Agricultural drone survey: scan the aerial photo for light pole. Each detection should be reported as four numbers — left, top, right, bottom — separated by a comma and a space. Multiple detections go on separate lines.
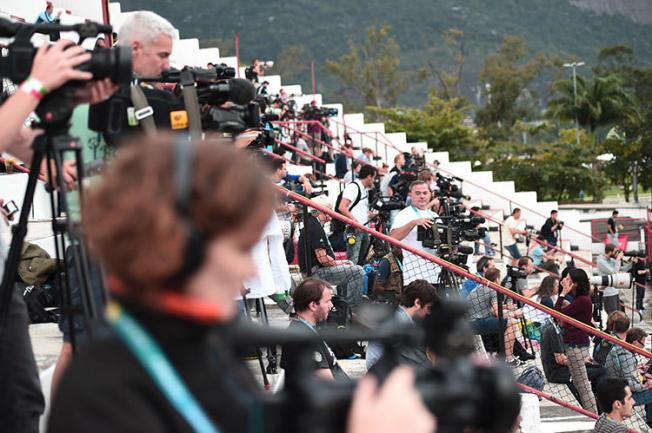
563, 62, 585, 146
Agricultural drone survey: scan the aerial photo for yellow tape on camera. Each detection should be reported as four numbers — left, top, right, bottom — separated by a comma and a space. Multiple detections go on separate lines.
170, 111, 188, 130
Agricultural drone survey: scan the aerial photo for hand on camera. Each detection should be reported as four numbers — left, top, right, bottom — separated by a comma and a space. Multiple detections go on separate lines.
31, 39, 92, 93
414, 218, 433, 229
348, 367, 436, 433
74, 78, 120, 105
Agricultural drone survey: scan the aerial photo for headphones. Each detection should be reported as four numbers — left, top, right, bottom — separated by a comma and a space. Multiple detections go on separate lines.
169, 137, 206, 285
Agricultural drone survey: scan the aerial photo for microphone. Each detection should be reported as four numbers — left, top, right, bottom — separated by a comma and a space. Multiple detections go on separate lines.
227, 78, 256, 105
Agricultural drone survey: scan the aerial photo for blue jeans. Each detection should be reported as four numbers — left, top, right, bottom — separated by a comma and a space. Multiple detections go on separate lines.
475, 232, 494, 255
346, 231, 371, 265
505, 243, 521, 259
633, 389, 652, 422
469, 317, 507, 335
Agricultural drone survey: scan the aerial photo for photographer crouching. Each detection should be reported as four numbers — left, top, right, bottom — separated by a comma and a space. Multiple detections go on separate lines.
47, 135, 435, 433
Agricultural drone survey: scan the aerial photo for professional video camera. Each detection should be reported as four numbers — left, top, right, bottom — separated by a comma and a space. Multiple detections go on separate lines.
506, 265, 528, 280
301, 103, 339, 120
0, 18, 131, 128
622, 250, 647, 258
92, 67, 260, 144
434, 173, 468, 201
590, 273, 631, 289
417, 215, 483, 252
227, 298, 520, 433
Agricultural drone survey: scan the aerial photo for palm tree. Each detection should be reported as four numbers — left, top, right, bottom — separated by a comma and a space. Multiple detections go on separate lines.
547, 74, 635, 133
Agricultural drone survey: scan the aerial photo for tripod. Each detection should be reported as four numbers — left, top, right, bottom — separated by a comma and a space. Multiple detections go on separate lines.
0, 99, 106, 352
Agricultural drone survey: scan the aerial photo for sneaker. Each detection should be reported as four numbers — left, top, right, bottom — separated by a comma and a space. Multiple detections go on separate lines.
517, 351, 536, 361
506, 358, 526, 367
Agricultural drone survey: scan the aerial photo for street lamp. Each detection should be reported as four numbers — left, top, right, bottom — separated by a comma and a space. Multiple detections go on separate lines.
563, 62, 585, 146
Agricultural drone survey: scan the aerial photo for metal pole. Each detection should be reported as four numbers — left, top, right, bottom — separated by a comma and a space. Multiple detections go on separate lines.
311, 60, 316, 96
572, 65, 580, 146
235, 32, 240, 78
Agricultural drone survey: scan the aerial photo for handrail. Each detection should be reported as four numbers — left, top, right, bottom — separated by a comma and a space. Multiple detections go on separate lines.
272, 138, 326, 165
280, 185, 652, 361
327, 118, 605, 244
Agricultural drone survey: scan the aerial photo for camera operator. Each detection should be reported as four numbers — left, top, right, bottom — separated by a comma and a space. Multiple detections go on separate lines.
0, 38, 118, 433
338, 164, 377, 265
270, 158, 313, 196
467, 267, 525, 367
47, 136, 435, 433
380, 153, 405, 197
460, 255, 495, 298
366, 280, 438, 370
298, 195, 365, 312
504, 256, 534, 293
540, 210, 563, 247
597, 243, 628, 314
528, 236, 560, 275
50, 8, 174, 400
632, 256, 649, 311
390, 181, 441, 285
471, 206, 495, 256
502, 208, 528, 266
281, 278, 347, 380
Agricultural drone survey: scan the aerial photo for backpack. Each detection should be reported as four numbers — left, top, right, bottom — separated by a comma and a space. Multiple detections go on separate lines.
593, 333, 616, 365
516, 365, 545, 392
17, 242, 60, 287
331, 182, 362, 234
322, 295, 365, 359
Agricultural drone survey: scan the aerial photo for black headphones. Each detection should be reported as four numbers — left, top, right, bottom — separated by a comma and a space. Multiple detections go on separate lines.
169, 137, 206, 285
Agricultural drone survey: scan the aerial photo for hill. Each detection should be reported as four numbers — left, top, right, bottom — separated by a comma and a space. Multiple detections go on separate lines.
116, 0, 652, 107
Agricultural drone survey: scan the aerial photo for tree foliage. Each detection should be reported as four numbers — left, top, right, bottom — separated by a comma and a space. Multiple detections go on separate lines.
325, 24, 424, 110
369, 95, 475, 159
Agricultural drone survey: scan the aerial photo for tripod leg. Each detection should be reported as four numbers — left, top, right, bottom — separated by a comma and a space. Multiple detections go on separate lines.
257, 299, 278, 375
241, 294, 269, 388
0, 136, 47, 318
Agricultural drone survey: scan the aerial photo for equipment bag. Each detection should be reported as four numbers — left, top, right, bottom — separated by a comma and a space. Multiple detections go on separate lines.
331, 182, 361, 234
516, 365, 545, 393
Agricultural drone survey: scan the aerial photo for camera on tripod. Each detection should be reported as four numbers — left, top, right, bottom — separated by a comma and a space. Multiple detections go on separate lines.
0, 18, 131, 127
301, 103, 339, 120
506, 265, 528, 280
434, 173, 468, 200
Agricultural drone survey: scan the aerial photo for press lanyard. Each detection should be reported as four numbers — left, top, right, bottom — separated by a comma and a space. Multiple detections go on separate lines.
410, 206, 435, 220
296, 316, 320, 336
106, 303, 219, 433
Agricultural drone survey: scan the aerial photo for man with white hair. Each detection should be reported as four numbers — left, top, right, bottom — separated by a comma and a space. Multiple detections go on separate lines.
116, 11, 175, 77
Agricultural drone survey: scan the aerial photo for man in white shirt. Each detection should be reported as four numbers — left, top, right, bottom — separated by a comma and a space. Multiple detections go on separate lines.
338, 164, 377, 265
390, 181, 441, 285
501, 208, 527, 266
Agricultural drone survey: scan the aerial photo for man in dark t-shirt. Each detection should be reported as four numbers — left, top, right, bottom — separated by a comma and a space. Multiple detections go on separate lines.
540, 210, 562, 246
540, 319, 605, 398
608, 210, 619, 245
280, 279, 348, 380
297, 203, 365, 311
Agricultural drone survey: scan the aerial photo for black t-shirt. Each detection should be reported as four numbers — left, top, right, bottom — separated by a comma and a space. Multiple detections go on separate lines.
634, 260, 648, 285
280, 319, 347, 380
608, 217, 616, 234
48, 304, 262, 433
298, 215, 335, 273
540, 218, 556, 240
540, 322, 570, 383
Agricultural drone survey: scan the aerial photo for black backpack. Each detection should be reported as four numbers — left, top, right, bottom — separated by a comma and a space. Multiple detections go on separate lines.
593, 333, 616, 365
331, 182, 362, 234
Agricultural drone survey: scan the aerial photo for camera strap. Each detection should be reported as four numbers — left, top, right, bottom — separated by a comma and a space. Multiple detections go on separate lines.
130, 84, 157, 136
106, 302, 219, 433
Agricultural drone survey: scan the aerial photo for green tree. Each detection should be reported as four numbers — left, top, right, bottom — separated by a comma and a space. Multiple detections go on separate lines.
547, 74, 635, 133
483, 130, 605, 202
325, 24, 423, 110
271, 45, 309, 87
474, 36, 554, 143
428, 28, 466, 101
369, 94, 475, 159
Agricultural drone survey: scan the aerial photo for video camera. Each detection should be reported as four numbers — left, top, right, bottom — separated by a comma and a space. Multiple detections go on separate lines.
506, 265, 528, 280
417, 215, 483, 252
301, 103, 339, 120
0, 18, 131, 128
434, 173, 468, 201
226, 298, 520, 433
622, 250, 647, 258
